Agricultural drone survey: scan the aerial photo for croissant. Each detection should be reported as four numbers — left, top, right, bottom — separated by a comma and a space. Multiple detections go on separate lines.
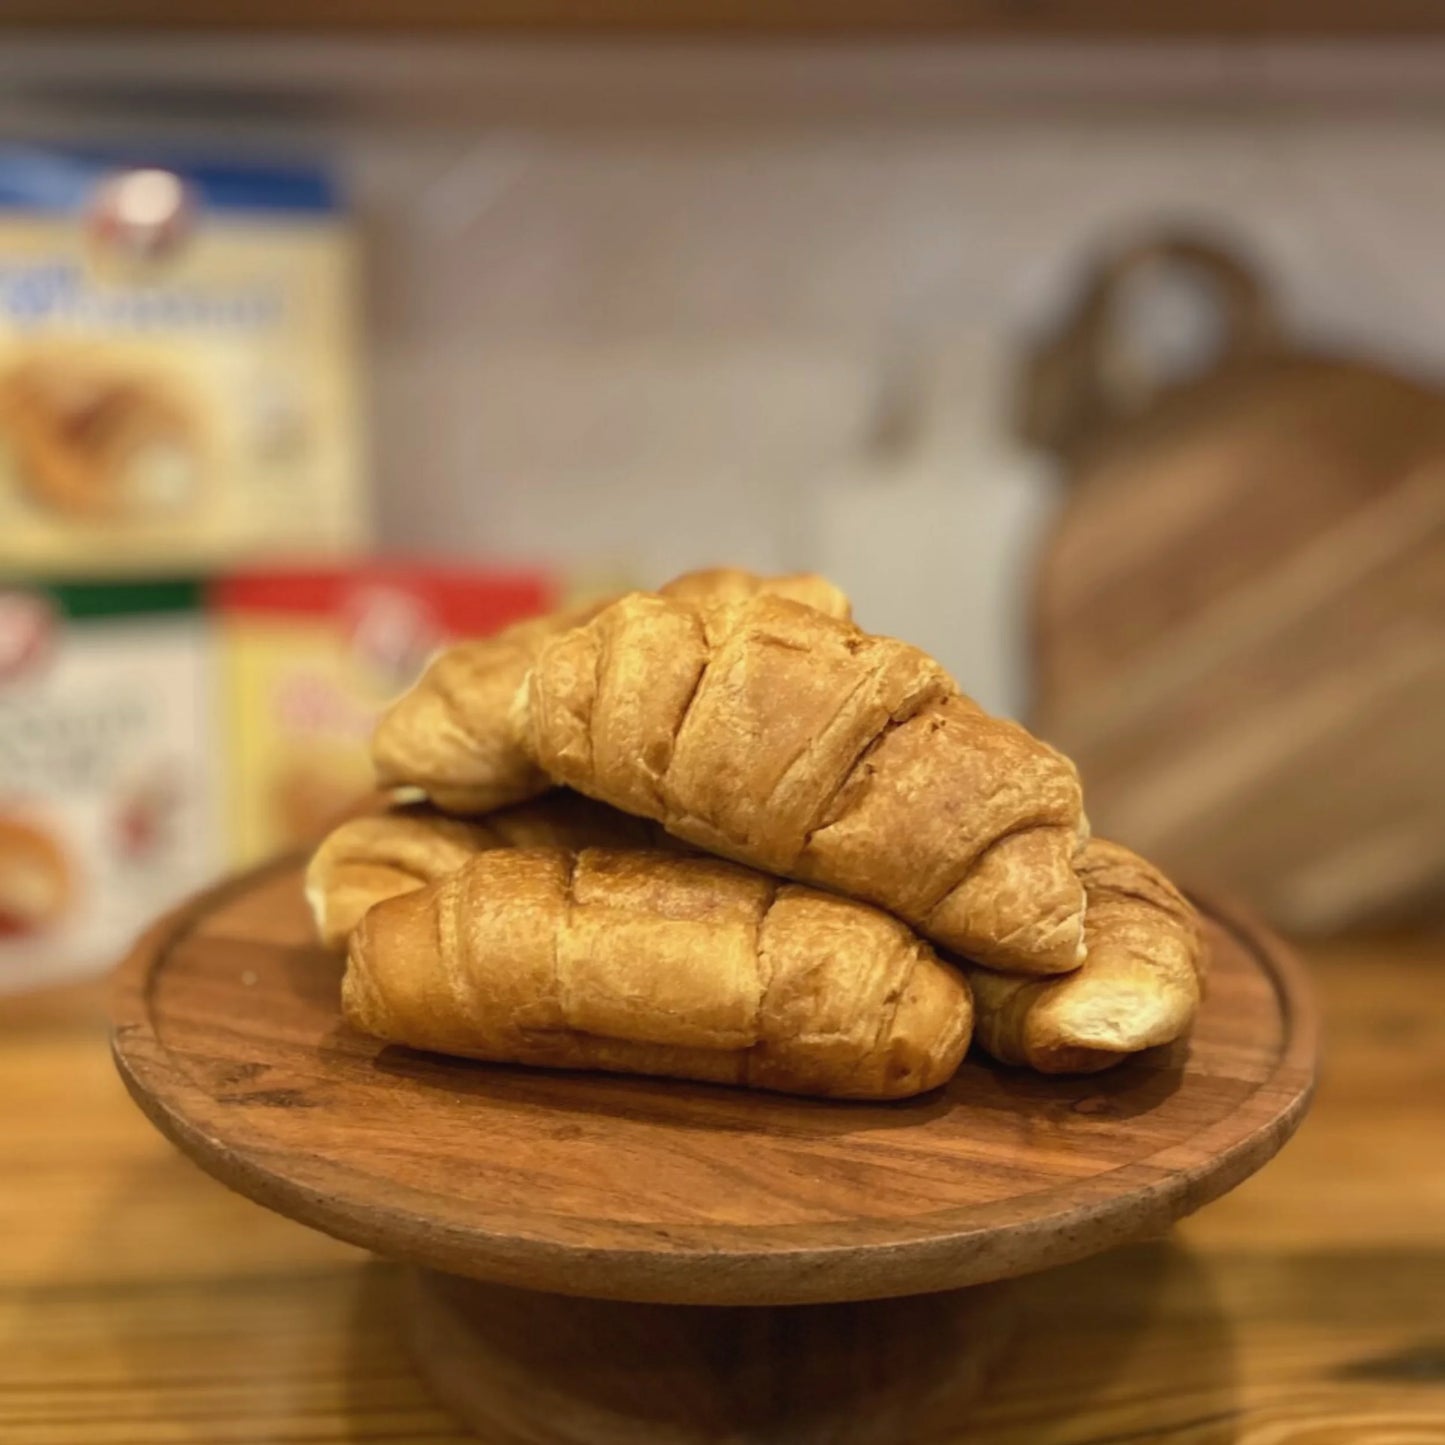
965, 839, 1204, 1074
517, 591, 1088, 974
371, 568, 851, 816
654, 567, 850, 616
345, 846, 972, 1100
371, 600, 604, 815
305, 792, 662, 950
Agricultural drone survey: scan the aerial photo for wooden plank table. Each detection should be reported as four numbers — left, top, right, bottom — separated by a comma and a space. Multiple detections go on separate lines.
3, 936, 1443, 1444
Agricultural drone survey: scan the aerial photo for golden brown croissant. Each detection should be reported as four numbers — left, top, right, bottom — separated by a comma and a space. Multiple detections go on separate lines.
305, 792, 662, 950
345, 846, 972, 1100
371, 569, 851, 815
655, 566, 850, 617
965, 839, 1204, 1074
371, 600, 605, 814
517, 591, 1088, 974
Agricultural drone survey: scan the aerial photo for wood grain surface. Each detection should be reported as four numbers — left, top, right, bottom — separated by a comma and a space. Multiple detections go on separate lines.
1, 933, 1441, 1443
1033, 427, 1445, 934
110, 860, 1314, 1306
1024, 235, 1445, 936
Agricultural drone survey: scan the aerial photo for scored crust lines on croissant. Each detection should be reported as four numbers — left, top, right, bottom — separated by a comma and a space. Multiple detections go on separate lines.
519, 592, 1089, 975
346, 846, 973, 1099
371, 570, 851, 817
489, 857, 931, 1090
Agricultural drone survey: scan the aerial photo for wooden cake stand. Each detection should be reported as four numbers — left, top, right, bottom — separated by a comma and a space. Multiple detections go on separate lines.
112, 859, 1316, 1445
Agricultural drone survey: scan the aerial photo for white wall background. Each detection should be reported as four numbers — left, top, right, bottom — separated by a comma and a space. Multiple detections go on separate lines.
4, 39, 1445, 714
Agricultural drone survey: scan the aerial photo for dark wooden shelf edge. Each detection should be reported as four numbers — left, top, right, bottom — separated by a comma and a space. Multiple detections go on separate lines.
9, 2, 1445, 36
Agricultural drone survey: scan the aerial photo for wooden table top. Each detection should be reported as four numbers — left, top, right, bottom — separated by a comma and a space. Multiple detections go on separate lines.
3, 934, 1443, 1444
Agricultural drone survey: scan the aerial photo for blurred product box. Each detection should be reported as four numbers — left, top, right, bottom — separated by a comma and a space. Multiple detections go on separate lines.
0, 146, 366, 575
215, 566, 555, 866
0, 565, 556, 992
0, 578, 222, 993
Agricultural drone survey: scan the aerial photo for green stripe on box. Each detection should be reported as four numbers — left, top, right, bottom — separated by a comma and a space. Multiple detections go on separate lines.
10, 578, 205, 619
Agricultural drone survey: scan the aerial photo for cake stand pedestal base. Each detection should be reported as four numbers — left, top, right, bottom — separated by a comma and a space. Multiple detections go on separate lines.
404, 1268, 1020, 1445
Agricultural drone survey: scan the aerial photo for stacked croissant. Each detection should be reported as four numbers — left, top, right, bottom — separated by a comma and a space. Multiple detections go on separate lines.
306, 568, 1205, 1101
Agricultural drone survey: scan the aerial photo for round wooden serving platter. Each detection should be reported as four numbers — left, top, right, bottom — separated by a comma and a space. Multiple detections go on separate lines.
112, 858, 1316, 1444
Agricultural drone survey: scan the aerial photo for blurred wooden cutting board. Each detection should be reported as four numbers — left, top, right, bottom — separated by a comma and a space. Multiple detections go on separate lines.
1019, 234, 1445, 933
